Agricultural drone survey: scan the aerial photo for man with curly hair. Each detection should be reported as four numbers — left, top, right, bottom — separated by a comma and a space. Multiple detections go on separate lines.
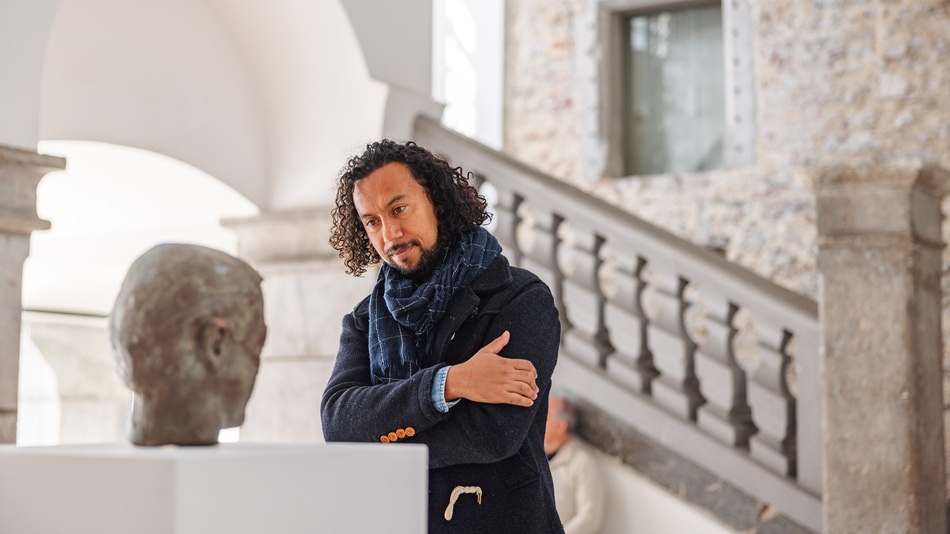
321, 139, 564, 533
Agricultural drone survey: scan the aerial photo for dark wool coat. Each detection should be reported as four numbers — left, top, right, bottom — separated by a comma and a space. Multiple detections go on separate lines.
321, 254, 564, 533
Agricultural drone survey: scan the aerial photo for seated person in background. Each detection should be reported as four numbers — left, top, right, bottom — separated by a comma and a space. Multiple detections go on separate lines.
109, 243, 267, 446
546, 395, 607, 534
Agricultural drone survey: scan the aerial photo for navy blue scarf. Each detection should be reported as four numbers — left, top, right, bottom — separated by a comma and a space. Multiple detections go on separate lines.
368, 228, 501, 384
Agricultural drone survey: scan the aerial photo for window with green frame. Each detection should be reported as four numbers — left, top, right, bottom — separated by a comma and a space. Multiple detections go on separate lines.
623, 3, 725, 176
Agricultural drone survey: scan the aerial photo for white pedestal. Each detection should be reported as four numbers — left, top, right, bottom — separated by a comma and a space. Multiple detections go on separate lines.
0, 442, 428, 534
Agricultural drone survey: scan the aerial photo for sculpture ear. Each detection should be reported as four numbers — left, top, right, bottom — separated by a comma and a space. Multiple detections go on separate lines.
201, 317, 229, 364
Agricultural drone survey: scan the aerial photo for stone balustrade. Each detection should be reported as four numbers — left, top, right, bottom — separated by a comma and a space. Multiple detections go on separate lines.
416, 115, 822, 531
418, 115, 950, 533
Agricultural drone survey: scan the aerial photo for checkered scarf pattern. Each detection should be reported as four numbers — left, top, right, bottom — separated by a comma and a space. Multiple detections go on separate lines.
368, 227, 501, 384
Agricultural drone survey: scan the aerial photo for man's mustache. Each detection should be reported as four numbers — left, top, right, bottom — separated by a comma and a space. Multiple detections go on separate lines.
385, 240, 420, 257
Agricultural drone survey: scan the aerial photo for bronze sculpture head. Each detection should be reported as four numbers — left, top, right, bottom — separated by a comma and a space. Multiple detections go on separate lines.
110, 244, 266, 446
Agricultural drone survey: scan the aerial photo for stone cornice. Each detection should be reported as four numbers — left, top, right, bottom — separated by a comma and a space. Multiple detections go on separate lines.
0, 145, 66, 171
0, 210, 50, 234
221, 208, 339, 268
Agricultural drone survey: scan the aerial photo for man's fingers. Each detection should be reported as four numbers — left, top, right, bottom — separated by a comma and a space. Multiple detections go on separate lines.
511, 358, 537, 376
485, 330, 510, 354
509, 364, 538, 395
518, 380, 538, 399
506, 391, 534, 407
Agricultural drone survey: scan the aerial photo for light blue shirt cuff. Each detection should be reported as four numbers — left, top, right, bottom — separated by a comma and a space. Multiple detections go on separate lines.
431, 365, 460, 413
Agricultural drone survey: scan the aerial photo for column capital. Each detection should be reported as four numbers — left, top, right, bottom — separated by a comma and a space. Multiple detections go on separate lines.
0, 144, 66, 235
816, 162, 950, 248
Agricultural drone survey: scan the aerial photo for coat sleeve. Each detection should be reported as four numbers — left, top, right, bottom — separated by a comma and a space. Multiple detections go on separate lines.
320, 310, 452, 443
403, 281, 560, 469
321, 280, 560, 470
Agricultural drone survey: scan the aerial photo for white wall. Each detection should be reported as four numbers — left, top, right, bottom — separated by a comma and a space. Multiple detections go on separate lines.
38, 0, 391, 210
432, 0, 504, 150
341, 0, 433, 96
339, 0, 443, 144
17, 324, 61, 446
39, 0, 268, 206
0, 0, 60, 149
19, 312, 130, 445
206, 0, 388, 209
592, 448, 738, 534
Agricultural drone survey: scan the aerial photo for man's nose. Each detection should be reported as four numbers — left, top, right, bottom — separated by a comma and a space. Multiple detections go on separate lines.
382, 219, 403, 242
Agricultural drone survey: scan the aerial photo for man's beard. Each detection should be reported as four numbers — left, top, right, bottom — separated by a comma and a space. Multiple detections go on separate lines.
389, 242, 441, 281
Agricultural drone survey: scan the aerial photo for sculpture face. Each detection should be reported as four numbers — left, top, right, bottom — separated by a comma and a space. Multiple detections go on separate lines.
209, 296, 267, 429
109, 244, 266, 446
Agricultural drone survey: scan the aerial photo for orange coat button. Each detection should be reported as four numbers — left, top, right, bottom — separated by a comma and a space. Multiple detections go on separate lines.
405, 427, 416, 437
380, 435, 390, 444
396, 428, 406, 439
388, 432, 398, 442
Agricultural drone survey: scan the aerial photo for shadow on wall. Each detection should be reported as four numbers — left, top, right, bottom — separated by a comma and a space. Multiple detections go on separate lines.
17, 325, 61, 446
592, 447, 737, 534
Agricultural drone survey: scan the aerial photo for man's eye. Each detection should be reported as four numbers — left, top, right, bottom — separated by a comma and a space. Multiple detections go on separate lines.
393, 206, 406, 214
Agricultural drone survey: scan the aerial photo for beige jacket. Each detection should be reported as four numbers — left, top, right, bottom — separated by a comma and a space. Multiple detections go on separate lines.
550, 439, 606, 534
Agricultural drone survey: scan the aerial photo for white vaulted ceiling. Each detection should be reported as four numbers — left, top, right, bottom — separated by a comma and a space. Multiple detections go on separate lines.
23, 0, 438, 314
40, 0, 390, 210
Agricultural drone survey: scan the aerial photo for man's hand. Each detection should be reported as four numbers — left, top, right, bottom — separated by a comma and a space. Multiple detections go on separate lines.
444, 331, 539, 407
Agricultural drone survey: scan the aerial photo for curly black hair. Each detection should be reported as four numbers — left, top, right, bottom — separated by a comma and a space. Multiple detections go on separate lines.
329, 139, 492, 277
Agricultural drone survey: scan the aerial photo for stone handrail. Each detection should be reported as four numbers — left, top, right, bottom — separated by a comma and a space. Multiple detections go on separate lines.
414, 115, 822, 532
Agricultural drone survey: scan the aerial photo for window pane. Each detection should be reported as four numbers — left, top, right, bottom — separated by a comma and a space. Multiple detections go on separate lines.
624, 4, 724, 175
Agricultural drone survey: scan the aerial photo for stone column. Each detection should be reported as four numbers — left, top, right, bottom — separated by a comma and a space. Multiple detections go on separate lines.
0, 145, 65, 443
223, 209, 374, 443
817, 163, 949, 532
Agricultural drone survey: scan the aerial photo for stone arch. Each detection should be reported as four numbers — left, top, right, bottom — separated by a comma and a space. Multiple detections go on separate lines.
39, 0, 267, 207
18, 140, 259, 444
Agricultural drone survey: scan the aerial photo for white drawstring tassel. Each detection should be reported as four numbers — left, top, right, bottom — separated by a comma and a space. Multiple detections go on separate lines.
443, 485, 483, 521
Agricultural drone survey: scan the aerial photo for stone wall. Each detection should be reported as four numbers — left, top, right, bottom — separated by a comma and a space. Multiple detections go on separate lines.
505, 0, 587, 186
506, 1, 950, 514
504, 0, 950, 342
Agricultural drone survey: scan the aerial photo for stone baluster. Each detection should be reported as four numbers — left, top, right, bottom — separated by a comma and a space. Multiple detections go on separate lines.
560, 225, 610, 369
604, 250, 656, 393
517, 204, 560, 298
695, 290, 756, 450
491, 187, 522, 266
469, 172, 485, 190
817, 163, 948, 532
514, 201, 571, 343
791, 323, 821, 496
0, 145, 65, 443
747, 320, 795, 477
646, 266, 704, 420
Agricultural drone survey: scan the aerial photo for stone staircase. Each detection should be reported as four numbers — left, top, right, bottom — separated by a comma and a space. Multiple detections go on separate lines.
414, 115, 821, 532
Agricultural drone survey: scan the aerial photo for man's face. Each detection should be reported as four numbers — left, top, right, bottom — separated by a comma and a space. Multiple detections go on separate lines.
353, 162, 440, 277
